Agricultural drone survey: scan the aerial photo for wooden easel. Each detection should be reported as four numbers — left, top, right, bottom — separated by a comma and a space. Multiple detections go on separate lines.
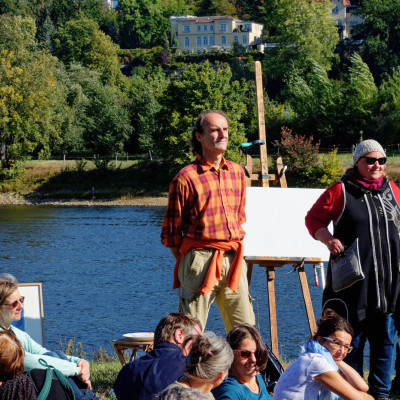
244, 61, 322, 359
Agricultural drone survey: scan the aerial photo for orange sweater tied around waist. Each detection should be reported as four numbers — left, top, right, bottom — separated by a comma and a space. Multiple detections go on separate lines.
173, 236, 244, 296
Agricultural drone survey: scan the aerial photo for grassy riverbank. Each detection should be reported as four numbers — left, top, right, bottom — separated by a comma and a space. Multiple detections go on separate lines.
0, 154, 399, 205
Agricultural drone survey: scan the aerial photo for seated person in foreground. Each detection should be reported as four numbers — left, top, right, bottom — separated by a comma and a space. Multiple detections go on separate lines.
273, 309, 373, 400
212, 324, 273, 400
0, 330, 37, 400
114, 313, 202, 400
164, 331, 233, 399
0, 274, 98, 400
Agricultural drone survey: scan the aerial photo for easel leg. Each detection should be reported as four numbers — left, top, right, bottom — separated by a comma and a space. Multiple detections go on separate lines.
297, 266, 317, 335
266, 267, 279, 358
247, 262, 254, 289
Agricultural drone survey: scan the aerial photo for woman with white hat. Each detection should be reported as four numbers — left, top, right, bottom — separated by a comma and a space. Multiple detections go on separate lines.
305, 140, 400, 400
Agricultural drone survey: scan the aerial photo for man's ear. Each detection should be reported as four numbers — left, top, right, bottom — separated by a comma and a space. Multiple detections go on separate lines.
195, 131, 203, 142
174, 328, 185, 345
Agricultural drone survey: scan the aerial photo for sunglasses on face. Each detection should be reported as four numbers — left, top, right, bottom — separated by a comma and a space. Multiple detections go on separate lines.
234, 349, 257, 359
2, 296, 25, 309
362, 156, 387, 165
322, 337, 353, 353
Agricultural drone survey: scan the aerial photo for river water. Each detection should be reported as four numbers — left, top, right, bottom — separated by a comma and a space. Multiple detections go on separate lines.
0, 205, 326, 361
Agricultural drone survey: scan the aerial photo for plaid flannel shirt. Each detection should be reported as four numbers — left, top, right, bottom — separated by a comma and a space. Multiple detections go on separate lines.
161, 155, 246, 248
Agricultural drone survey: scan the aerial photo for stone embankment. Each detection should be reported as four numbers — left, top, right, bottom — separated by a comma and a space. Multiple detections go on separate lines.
0, 193, 168, 207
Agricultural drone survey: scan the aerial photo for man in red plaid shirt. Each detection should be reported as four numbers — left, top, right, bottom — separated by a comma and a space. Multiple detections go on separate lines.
161, 110, 255, 332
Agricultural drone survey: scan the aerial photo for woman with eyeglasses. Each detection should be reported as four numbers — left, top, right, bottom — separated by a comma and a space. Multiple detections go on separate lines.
212, 324, 273, 400
164, 331, 233, 398
306, 139, 400, 400
0, 274, 99, 400
273, 309, 372, 400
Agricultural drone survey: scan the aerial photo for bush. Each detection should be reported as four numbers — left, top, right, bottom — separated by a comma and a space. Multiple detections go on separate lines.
318, 148, 343, 187
273, 126, 320, 186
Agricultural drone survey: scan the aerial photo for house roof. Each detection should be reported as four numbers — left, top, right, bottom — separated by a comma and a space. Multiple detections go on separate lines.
178, 16, 236, 23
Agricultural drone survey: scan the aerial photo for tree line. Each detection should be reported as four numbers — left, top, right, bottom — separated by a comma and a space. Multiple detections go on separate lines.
0, 0, 400, 177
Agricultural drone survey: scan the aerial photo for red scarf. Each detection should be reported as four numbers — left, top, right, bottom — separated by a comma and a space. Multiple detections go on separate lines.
354, 175, 384, 191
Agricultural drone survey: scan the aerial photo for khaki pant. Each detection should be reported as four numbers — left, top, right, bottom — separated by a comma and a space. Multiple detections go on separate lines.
177, 248, 255, 333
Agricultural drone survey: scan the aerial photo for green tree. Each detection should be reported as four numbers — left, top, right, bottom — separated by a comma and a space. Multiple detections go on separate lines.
128, 70, 168, 154
65, 65, 132, 156
0, 50, 61, 167
376, 66, 400, 143
0, 14, 62, 167
341, 53, 378, 142
53, 16, 122, 85
158, 61, 248, 172
117, 0, 169, 48
353, 0, 400, 83
284, 59, 342, 143
262, 0, 339, 81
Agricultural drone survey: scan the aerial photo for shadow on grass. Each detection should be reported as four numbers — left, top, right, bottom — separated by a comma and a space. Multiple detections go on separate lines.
26, 161, 171, 201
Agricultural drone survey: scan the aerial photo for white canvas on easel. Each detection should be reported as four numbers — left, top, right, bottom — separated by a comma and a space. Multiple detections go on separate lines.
18, 283, 45, 346
243, 186, 331, 260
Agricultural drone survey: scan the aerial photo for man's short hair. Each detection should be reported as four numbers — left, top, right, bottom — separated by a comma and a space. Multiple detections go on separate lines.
190, 110, 229, 155
154, 313, 201, 345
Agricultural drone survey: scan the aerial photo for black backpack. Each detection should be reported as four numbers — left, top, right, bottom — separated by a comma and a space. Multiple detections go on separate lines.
27, 359, 75, 400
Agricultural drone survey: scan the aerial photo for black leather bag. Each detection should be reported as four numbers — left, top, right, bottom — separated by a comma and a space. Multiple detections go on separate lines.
331, 238, 364, 292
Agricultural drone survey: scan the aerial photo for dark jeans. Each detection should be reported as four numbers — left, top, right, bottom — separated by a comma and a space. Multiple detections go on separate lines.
44, 350, 99, 400
344, 312, 396, 399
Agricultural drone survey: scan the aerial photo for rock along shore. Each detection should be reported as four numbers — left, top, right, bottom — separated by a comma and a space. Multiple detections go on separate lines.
0, 193, 168, 207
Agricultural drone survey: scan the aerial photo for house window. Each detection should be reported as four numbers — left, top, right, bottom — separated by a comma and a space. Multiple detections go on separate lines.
197, 25, 201, 32
203, 37, 208, 45
183, 25, 190, 32
210, 25, 214, 31
337, 20, 342, 26
184, 37, 189, 47
220, 23, 227, 31
244, 24, 251, 31
204, 25, 207, 31
234, 36, 238, 43
332, 6, 339, 13
221, 36, 226, 45
210, 37, 214, 45
242, 36, 247, 44
197, 36, 202, 46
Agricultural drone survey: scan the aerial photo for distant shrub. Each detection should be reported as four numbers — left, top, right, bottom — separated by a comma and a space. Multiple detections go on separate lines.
273, 126, 320, 186
318, 148, 343, 187
75, 158, 88, 172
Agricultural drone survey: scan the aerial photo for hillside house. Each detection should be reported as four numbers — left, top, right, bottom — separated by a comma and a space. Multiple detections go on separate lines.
170, 16, 263, 52
330, 0, 362, 39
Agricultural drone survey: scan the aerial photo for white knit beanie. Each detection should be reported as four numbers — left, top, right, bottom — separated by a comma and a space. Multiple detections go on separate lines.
352, 139, 386, 166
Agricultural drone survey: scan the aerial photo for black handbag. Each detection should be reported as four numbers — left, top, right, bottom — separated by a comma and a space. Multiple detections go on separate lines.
260, 343, 284, 394
27, 359, 75, 400
331, 238, 364, 292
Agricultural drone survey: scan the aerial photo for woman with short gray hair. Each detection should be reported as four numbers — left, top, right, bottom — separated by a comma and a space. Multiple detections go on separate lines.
163, 331, 233, 399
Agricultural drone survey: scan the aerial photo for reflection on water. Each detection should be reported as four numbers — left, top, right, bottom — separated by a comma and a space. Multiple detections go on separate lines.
0, 205, 324, 361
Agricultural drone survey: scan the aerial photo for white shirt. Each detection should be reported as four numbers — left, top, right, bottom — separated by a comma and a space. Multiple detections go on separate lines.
273, 352, 336, 400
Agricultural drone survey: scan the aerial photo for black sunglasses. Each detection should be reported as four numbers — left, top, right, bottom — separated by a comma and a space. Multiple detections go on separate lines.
362, 156, 386, 165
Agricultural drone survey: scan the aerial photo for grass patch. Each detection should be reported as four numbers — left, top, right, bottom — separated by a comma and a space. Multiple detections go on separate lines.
91, 361, 121, 399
